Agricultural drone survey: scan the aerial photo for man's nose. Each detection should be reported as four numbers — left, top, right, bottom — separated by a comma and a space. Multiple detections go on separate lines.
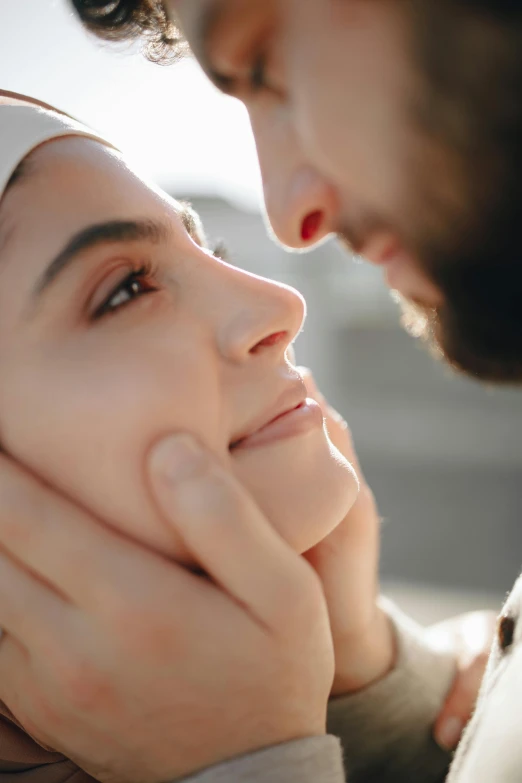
262, 165, 339, 250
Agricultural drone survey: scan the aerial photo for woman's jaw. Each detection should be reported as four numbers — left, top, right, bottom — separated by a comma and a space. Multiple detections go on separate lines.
230, 415, 358, 557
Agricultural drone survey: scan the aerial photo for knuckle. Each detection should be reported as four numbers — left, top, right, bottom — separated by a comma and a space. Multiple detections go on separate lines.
24, 690, 67, 737
59, 656, 111, 713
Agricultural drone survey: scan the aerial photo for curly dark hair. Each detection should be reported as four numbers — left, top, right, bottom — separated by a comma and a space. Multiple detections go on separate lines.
70, 0, 187, 64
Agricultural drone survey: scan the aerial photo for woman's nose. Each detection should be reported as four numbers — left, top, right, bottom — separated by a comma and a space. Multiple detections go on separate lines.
263, 165, 339, 250
217, 271, 306, 364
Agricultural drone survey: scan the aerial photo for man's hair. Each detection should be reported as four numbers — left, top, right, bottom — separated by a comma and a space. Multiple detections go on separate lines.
70, 0, 185, 63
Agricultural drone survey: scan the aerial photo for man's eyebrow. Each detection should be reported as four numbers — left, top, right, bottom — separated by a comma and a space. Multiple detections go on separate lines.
197, 1, 238, 94
33, 218, 170, 300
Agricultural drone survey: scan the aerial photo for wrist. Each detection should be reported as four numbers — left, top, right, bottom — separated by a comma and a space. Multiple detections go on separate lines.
331, 605, 396, 697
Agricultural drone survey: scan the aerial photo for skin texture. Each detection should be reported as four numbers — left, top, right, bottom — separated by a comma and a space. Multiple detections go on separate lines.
0, 136, 358, 562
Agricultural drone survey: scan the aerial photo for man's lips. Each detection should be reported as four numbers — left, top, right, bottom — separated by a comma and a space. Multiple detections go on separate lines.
359, 233, 404, 266
356, 233, 442, 305
229, 389, 324, 451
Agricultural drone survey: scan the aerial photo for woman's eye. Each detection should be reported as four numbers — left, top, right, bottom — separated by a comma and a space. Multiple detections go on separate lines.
211, 240, 230, 262
94, 267, 158, 319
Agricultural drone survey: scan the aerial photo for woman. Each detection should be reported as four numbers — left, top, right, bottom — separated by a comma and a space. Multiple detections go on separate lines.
0, 92, 360, 782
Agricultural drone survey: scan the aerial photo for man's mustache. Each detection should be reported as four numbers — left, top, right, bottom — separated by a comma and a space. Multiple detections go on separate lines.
335, 214, 395, 257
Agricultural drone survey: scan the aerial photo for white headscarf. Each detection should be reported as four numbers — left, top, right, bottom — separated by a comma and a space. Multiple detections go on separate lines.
0, 98, 116, 202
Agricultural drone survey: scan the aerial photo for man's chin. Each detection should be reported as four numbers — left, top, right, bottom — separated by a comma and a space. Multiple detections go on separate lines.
382, 257, 443, 309
398, 295, 522, 384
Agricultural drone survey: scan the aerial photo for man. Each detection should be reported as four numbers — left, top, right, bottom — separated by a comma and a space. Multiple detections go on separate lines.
0, 0, 517, 781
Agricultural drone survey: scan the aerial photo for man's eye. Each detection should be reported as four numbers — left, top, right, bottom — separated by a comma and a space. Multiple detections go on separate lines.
249, 54, 268, 92
94, 266, 158, 319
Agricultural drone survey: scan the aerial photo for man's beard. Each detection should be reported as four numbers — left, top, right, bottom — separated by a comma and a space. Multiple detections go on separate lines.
398, 208, 522, 384
400, 252, 522, 384
339, 203, 522, 385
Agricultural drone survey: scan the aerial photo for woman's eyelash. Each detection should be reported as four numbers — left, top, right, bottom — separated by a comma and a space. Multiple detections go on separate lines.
93, 262, 158, 319
92, 241, 229, 321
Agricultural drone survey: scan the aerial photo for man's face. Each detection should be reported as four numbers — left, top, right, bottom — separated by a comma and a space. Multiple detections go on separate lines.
174, 0, 522, 382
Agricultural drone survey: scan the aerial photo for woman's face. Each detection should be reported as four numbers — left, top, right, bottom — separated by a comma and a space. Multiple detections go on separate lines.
0, 136, 358, 562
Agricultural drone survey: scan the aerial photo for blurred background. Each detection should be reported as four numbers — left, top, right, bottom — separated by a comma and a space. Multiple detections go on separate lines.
3, 0, 521, 623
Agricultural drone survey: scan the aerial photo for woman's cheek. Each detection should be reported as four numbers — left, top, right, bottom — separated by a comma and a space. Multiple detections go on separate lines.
0, 367, 191, 560
51, 404, 195, 560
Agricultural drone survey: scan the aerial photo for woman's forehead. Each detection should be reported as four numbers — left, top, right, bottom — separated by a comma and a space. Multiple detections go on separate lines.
4, 136, 197, 245
25, 135, 124, 176
11, 137, 157, 216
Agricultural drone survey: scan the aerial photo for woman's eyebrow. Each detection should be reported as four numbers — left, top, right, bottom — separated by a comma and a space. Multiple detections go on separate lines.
32, 217, 171, 301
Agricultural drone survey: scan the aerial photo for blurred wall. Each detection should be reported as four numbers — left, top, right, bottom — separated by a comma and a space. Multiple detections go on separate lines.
186, 194, 522, 599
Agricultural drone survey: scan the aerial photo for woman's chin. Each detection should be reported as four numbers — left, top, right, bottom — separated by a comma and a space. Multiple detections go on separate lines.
232, 428, 359, 553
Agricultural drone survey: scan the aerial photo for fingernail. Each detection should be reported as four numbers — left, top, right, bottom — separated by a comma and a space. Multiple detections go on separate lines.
151, 434, 206, 483
436, 717, 464, 751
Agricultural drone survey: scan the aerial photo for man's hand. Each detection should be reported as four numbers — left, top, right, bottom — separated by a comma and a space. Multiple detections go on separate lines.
0, 439, 334, 783
301, 369, 395, 696
428, 610, 497, 750
302, 370, 496, 749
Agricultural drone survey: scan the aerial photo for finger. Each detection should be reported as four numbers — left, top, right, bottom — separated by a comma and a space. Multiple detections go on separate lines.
0, 634, 59, 752
306, 484, 380, 626
149, 434, 316, 629
0, 633, 31, 712
434, 651, 489, 750
0, 547, 71, 652
0, 454, 200, 616
426, 610, 497, 662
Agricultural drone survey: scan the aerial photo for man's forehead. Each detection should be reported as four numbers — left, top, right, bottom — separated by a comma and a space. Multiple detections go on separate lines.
173, 0, 256, 60
171, 0, 218, 38
173, 0, 274, 89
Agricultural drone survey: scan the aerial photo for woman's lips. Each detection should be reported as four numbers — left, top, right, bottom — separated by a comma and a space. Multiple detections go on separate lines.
230, 398, 324, 451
